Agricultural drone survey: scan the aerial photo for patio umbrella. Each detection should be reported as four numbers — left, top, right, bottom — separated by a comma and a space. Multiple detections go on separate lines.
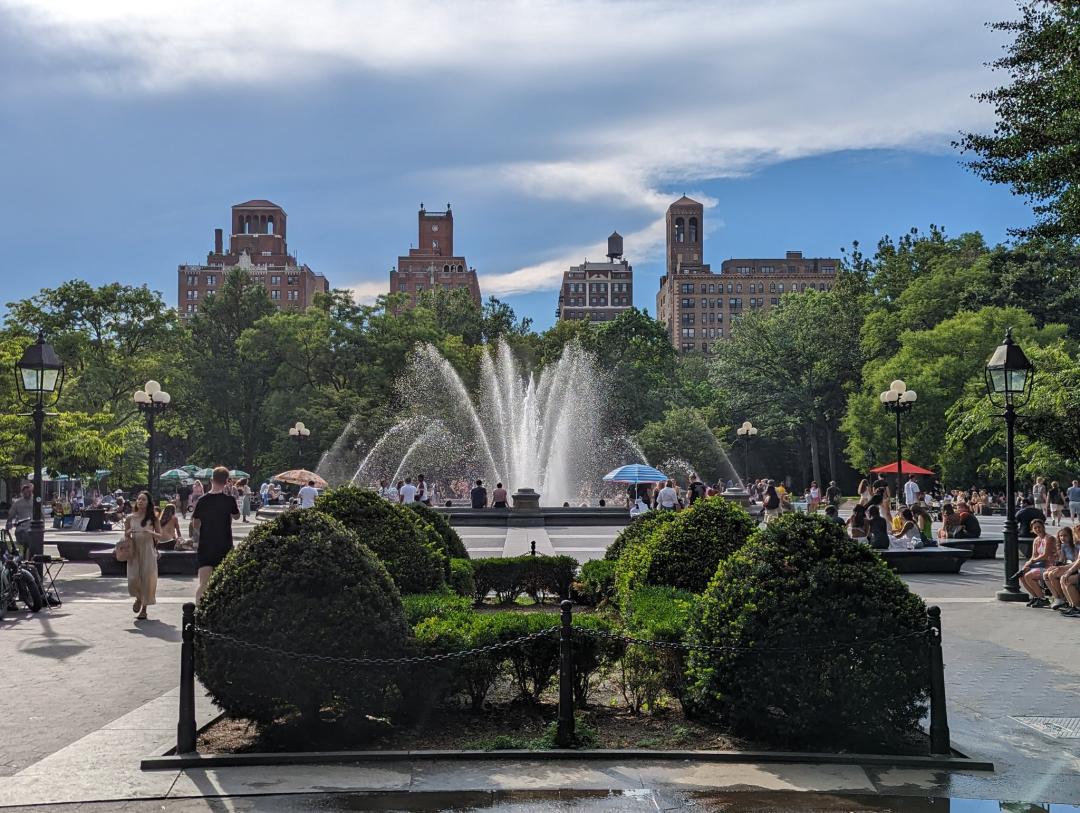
273, 469, 327, 488
602, 464, 668, 484
179, 465, 199, 474
159, 468, 194, 485
229, 469, 250, 479
193, 467, 215, 479
868, 460, 934, 476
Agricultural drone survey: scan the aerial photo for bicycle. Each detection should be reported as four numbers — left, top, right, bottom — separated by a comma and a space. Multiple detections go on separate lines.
0, 541, 46, 616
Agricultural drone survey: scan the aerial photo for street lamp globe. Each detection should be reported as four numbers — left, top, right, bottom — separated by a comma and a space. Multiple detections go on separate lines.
15, 331, 65, 404
984, 328, 1034, 408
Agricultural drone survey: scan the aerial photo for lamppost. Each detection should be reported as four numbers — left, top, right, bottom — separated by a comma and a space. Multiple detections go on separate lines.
14, 331, 65, 564
736, 421, 758, 490
984, 328, 1034, 602
133, 380, 171, 500
879, 379, 917, 509
288, 421, 310, 467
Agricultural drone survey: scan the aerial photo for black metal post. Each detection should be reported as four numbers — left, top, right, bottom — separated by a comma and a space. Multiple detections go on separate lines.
146, 410, 156, 501
743, 436, 750, 488
29, 397, 45, 565
530, 540, 536, 557
998, 403, 1025, 601
926, 606, 951, 755
556, 599, 575, 748
293, 435, 304, 469
894, 407, 903, 511
178, 602, 197, 754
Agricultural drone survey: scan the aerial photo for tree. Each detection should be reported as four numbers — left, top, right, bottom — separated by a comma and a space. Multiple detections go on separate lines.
955, 2, 1080, 241
635, 407, 729, 484
712, 290, 863, 487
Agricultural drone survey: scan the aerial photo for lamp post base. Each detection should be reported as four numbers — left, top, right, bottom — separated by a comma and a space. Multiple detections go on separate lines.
996, 588, 1028, 602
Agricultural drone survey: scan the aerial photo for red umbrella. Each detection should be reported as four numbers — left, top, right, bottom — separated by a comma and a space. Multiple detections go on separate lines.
869, 460, 934, 476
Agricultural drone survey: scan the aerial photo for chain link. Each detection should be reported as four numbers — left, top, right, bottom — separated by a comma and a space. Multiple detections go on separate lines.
193, 624, 558, 666
575, 625, 930, 655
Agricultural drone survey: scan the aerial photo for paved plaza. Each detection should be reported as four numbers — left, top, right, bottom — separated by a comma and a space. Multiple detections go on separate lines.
2, 515, 1079, 808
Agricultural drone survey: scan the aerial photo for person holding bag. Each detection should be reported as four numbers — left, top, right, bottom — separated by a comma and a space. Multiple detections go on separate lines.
123, 491, 165, 621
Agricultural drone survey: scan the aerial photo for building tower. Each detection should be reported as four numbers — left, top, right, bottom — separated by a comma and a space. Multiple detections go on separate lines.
390, 203, 482, 308
665, 195, 706, 275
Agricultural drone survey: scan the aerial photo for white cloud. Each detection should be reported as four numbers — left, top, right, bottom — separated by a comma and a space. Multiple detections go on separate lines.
2, 0, 1017, 297
345, 280, 387, 305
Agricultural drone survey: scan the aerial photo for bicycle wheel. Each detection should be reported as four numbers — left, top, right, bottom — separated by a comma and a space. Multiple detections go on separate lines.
14, 569, 43, 613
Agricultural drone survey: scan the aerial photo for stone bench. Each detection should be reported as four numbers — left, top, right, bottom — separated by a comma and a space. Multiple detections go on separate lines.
940, 538, 1001, 559
88, 549, 200, 577
879, 546, 972, 574
53, 539, 116, 562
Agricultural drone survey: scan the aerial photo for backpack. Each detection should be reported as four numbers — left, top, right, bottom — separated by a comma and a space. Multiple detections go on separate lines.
765, 493, 780, 510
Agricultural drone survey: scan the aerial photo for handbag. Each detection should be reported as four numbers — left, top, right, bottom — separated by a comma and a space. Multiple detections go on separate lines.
115, 521, 133, 562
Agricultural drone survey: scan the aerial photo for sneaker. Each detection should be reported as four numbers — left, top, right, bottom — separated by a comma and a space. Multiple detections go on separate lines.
1026, 597, 1039, 606
1061, 607, 1079, 617
1051, 599, 1068, 610
1032, 598, 1051, 608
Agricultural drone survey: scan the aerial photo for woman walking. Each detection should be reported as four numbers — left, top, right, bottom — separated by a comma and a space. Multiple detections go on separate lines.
125, 491, 164, 621
238, 479, 252, 523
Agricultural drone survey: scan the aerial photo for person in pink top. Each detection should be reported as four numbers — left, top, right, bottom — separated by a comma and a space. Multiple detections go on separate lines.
491, 483, 508, 509
1020, 519, 1059, 608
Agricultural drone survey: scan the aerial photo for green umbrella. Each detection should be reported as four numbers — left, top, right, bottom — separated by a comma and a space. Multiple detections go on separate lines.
229, 469, 251, 479
193, 467, 215, 479
159, 468, 194, 484
179, 465, 199, 474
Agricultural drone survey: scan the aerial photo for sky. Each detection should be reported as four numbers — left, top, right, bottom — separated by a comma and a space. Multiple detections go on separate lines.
0, 0, 1033, 330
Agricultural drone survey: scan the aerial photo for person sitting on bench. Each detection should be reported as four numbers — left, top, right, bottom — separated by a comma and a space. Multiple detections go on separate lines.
866, 504, 890, 550
1020, 519, 1057, 608
952, 502, 982, 539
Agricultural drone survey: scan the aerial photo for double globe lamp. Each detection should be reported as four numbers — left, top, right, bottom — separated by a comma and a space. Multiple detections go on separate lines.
133, 380, 171, 499
879, 380, 917, 508
735, 421, 758, 490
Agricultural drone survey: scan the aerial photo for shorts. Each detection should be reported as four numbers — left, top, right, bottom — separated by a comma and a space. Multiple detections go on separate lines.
1069, 502, 1080, 519
197, 541, 233, 569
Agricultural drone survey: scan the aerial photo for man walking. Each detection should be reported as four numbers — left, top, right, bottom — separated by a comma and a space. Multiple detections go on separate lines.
193, 466, 240, 603
825, 480, 841, 509
5, 482, 34, 556
687, 475, 707, 505
298, 479, 319, 509
903, 474, 920, 509
1068, 479, 1080, 528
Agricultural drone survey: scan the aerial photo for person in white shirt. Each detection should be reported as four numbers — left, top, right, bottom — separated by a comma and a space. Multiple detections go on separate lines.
629, 497, 650, 518
657, 480, 679, 510
903, 475, 921, 508
379, 479, 398, 501
398, 477, 417, 505
297, 480, 319, 509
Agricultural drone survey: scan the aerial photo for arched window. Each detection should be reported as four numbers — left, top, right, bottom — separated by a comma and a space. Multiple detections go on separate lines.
243, 216, 251, 234
266, 216, 274, 234
457, 264, 463, 273
689, 217, 698, 242
443, 265, 450, 273
674, 217, 685, 243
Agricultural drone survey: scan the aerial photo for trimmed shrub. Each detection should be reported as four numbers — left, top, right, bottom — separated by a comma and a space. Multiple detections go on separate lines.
402, 590, 473, 627
468, 555, 577, 604
620, 586, 696, 715
406, 501, 469, 559
604, 509, 679, 562
314, 485, 446, 594
570, 614, 624, 707
195, 510, 409, 727
449, 558, 477, 599
413, 612, 504, 710
686, 514, 930, 751
488, 612, 561, 701
572, 558, 617, 607
615, 497, 754, 600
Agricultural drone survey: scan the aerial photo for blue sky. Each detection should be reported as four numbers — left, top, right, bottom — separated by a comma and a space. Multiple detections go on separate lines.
0, 0, 1031, 330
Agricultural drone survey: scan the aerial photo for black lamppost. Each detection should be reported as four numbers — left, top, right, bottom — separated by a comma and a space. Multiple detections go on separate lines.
288, 421, 310, 467
133, 380, 171, 500
736, 420, 758, 490
984, 328, 1034, 602
879, 379, 917, 509
14, 331, 65, 563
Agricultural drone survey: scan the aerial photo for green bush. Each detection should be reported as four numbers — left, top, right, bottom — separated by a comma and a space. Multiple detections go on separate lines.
449, 558, 477, 599
686, 514, 930, 751
405, 501, 469, 559
604, 510, 679, 562
616, 497, 754, 599
468, 555, 577, 604
621, 586, 696, 715
572, 559, 617, 607
488, 612, 562, 701
569, 614, 624, 706
401, 590, 473, 627
314, 485, 446, 594
195, 510, 409, 726
413, 611, 504, 710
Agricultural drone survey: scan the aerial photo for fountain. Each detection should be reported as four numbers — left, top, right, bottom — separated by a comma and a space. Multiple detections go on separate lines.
344, 340, 629, 507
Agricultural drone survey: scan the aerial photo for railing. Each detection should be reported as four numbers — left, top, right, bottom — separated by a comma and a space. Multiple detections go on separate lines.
177, 602, 951, 755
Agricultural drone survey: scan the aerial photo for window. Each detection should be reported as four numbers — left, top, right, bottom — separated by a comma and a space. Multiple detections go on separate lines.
726, 283, 733, 293
271, 275, 282, 285
822, 265, 835, 273
681, 283, 694, 294
689, 217, 698, 242
186, 290, 198, 300
800, 283, 806, 292
761, 266, 773, 273
729, 298, 737, 309
681, 313, 695, 325
398, 283, 406, 292
205, 275, 217, 286
681, 328, 695, 338
287, 275, 298, 285
185, 274, 197, 286
261, 251, 272, 257
771, 297, 778, 305
778, 283, 785, 293
717, 327, 724, 337
288, 290, 299, 301
707, 283, 714, 293
444, 265, 450, 273
416, 285, 424, 293
682, 343, 695, 352
681, 298, 692, 308
787, 265, 796, 273
701, 342, 708, 353
271, 289, 281, 300
674, 217, 685, 243
735, 283, 742, 293
736, 265, 751, 274
700, 283, 707, 294
186, 303, 196, 313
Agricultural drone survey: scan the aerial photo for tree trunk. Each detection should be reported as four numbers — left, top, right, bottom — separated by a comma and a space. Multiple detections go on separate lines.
808, 421, 822, 490
826, 422, 837, 486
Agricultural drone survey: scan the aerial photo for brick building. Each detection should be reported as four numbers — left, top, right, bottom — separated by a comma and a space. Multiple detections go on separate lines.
655, 197, 838, 353
176, 199, 329, 319
556, 231, 633, 322
390, 204, 482, 307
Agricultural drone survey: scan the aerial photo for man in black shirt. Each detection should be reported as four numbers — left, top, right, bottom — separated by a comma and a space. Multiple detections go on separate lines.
1015, 497, 1046, 538
470, 479, 488, 510
688, 475, 707, 505
193, 466, 240, 603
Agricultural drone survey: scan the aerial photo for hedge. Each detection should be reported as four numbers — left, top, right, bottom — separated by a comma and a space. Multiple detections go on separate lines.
314, 485, 447, 594
401, 590, 474, 627
466, 555, 577, 603
572, 558, 617, 607
620, 586, 696, 714
405, 501, 469, 559
449, 558, 477, 599
686, 513, 930, 751
604, 509, 679, 562
615, 497, 754, 600
194, 510, 409, 726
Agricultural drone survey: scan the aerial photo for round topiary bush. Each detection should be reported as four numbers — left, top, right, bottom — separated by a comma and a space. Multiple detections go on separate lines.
604, 509, 679, 562
314, 486, 446, 594
194, 510, 410, 727
615, 497, 754, 599
405, 501, 469, 559
686, 513, 930, 751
